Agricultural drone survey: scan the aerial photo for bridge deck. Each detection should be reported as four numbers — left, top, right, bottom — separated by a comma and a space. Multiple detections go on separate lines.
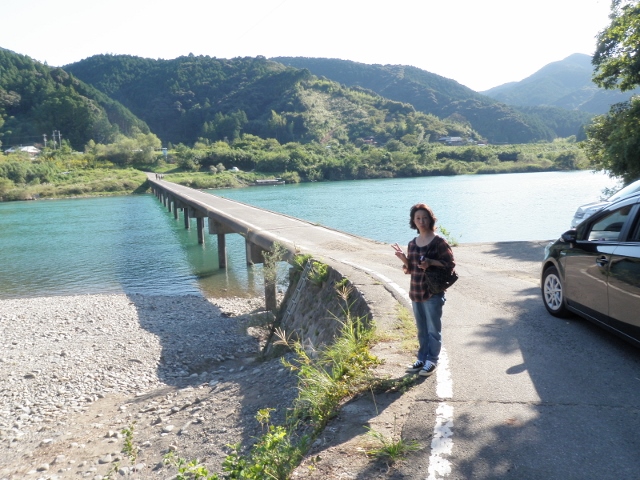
147, 175, 404, 292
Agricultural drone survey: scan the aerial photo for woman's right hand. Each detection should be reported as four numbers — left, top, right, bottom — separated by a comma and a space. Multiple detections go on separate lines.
392, 243, 405, 260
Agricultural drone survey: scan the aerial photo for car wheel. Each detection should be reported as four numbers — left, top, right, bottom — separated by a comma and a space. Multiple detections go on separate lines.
542, 266, 569, 317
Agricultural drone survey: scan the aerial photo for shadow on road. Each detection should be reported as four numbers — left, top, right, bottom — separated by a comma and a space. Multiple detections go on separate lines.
451, 285, 640, 479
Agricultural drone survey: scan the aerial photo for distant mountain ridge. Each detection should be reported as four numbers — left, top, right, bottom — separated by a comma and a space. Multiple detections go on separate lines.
272, 56, 590, 142
64, 53, 486, 147
1, 48, 612, 149
481, 53, 640, 114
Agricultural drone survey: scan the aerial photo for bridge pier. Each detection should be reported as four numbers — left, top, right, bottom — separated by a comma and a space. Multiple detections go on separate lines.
208, 217, 234, 269
188, 208, 206, 244
245, 241, 277, 311
197, 218, 204, 244
150, 178, 279, 312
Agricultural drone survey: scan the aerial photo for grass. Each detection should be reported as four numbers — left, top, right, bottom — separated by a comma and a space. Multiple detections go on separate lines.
395, 305, 418, 353
364, 419, 421, 465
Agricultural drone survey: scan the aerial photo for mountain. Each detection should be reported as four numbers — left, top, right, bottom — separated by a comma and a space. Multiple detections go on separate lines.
64, 54, 482, 146
271, 56, 590, 143
0, 48, 149, 150
481, 53, 640, 114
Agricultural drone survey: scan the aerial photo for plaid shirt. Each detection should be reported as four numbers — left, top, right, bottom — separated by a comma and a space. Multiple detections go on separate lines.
406, 235, 456, 302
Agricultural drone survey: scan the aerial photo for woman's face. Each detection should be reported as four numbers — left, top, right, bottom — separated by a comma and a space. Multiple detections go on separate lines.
413, 209, 432, 232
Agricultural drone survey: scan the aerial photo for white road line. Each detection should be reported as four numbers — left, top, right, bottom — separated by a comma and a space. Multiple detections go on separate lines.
341, 260, 455, 480
427, 401, 454, 480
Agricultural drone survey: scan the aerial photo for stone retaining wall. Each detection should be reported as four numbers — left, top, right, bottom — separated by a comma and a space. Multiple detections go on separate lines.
264, 260, 372, 356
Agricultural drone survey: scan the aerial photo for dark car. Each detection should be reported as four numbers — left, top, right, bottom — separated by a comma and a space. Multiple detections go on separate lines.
541, 192, 640, 347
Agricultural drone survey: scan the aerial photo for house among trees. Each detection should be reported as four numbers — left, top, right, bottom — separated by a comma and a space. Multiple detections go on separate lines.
4, 146, 41, 156
437, 136, 465, 145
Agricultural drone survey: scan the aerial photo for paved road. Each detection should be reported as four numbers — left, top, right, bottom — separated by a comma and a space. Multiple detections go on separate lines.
150, 177, 640, 479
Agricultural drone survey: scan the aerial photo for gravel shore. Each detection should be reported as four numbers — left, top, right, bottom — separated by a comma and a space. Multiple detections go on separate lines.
0, 294, 298, 479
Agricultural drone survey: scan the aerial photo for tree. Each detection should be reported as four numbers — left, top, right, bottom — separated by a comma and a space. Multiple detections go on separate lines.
593, 0, 640, 91
584, 0, 640, 181
584, 98, 640, 182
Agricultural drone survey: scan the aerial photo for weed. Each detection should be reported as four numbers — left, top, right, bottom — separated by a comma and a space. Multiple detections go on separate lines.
438, 226, 459, 247
372, 375, 417, 394
307, 260, 329, 286
277, 297, 379, 428
262, 242, 288, 287
222, 409, 308, 480
396, 305, 418, 352
334, 277, 349, 290
102, 461, 120, 479
364, 422, 420, 465
292, 254, 312, 273
163, 451, 220, 479
121, 422, 137, 465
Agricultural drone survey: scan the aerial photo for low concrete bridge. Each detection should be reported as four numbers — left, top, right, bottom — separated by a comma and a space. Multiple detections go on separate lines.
147, 173, 409, 315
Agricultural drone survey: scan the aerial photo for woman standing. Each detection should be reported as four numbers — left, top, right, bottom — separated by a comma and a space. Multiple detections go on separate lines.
392, 203, 455, 377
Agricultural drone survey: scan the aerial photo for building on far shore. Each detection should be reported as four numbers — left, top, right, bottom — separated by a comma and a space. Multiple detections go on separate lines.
4, 146, 41, 156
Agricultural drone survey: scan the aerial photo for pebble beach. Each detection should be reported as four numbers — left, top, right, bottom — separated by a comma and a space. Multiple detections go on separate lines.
0, 293, 298, 479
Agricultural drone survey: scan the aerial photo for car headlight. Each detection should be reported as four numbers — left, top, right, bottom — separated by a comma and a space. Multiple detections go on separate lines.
544, 241, 554, 258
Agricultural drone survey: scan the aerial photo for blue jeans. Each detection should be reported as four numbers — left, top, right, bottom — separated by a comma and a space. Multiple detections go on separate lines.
412, 293, 445, 364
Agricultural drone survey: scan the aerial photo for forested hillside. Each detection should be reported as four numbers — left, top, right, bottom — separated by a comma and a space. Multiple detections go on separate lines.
0, 48, 149, 150
65, 54, 482, 146
481, 53, 640, 114
272, 56, 589, 143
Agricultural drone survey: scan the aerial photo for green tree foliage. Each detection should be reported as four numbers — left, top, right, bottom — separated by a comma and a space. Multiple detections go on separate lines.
584, 98, 640, 182
584, 0, 640, 181
0, 48, 149, 150
86, 129, 162, 166
593, 0, 640, 91
159, 136, 582, 181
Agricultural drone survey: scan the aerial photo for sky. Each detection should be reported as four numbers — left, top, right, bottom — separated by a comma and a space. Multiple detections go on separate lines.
0, 0, 613, 92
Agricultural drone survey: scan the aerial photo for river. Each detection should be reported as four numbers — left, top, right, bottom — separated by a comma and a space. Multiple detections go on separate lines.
0, 170, 616, 299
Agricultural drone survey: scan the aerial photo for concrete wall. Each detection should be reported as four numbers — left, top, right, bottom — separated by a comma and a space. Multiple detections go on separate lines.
264, 260, 372, 356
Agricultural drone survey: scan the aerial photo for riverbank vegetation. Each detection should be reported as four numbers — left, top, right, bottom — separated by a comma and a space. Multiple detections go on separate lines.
0, 134, 588, 201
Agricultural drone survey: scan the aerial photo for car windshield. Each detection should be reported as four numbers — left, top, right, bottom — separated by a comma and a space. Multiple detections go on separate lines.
609, 179, 640, 202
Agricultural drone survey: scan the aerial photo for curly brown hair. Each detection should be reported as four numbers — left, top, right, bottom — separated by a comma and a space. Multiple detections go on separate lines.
409, 203, 437, 232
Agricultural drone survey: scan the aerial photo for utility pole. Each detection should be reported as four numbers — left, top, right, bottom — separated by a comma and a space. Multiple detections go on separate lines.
52, 130, 57, 149
52, 130, 62, 149
43, 134, 47, 148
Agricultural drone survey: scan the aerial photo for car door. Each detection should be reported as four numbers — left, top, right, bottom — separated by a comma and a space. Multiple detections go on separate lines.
563, 204, 635, 319
607, 207, 640, 337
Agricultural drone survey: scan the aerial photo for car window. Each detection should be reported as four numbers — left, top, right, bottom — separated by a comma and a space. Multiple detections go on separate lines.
587, 205, 633, 242
630, 214, 640, 242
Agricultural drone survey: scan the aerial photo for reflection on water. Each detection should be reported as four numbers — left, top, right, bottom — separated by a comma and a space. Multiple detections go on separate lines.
0, 196, 262, 299
0, 171, 616, 299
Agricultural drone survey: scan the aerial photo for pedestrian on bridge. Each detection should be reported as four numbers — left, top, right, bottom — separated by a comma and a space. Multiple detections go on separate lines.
392, 203, 456, 377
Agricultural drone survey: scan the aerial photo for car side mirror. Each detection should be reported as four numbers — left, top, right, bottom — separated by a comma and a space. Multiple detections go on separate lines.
561, 229, 577, 243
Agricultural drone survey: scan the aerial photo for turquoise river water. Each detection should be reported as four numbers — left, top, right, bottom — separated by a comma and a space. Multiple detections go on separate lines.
0, 170, 617, 299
